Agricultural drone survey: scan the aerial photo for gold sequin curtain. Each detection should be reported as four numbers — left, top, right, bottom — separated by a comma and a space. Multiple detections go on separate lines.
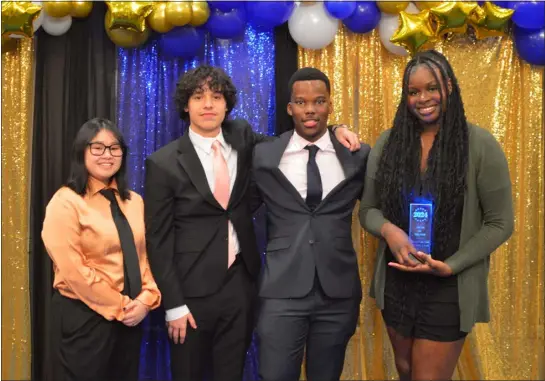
300, 26, 544, 380
1, 39, 34, 380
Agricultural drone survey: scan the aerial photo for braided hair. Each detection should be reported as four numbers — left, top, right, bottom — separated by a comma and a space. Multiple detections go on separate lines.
375, 50, 469, 255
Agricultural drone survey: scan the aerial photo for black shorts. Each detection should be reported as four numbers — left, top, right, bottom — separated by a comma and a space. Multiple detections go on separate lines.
382, 269, 468, 342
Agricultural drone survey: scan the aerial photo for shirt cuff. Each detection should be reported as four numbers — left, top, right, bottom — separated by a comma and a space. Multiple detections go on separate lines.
165, 305, 190, 321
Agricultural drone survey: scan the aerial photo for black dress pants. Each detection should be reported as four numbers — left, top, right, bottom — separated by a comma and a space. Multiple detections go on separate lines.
49, 291, 143, 381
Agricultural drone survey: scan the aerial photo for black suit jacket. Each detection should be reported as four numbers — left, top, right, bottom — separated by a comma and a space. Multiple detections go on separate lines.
253, 130, 371, 299
144, 119, 267, 310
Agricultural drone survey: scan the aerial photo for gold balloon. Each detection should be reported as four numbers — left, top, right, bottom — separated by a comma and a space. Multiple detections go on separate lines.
1, 1, 42, 39
189, 1, 210, 27
390, 10, 437, 55
377, 1, 410, 14
148, 2, 173, 33
165, 1, 192, 27
71, 1, 93, 18
414, 1, 444, 10
429, 1, 478, 36
105, 1, 153, 33
43, 1, 72, 18
105, 10, 150, 48
469, 2, 514, 39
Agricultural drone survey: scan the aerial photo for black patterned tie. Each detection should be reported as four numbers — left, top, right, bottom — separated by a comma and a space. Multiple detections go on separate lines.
305, 145, 323, 210
100, 189, 142, 299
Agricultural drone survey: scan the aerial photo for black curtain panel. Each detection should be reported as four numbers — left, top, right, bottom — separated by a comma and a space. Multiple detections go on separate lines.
274, 23, 298, 135
29, 3, 116, 380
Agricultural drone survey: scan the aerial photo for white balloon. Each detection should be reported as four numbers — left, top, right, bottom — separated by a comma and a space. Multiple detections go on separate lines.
42, 14, 72, 36
33, 1, 44, 32
378, 3, 419, 56
378, 13, 408, 56
288, 3, 339, 50
405, 2, 419, 14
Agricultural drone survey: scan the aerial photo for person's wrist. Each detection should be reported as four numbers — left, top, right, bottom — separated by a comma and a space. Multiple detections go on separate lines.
381, 222, 394, 238
332, 124, 347, 133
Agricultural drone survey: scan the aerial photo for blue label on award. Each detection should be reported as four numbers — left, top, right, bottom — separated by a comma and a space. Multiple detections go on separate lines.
409, 202, 433, 255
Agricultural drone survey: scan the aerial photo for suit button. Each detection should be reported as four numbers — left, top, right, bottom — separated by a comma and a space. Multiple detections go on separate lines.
309, 240, 315, 245
225, 236, 228, 241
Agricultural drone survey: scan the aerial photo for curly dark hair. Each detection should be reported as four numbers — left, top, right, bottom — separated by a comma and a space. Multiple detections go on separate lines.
375, 50, 469, 256
174, 65, 238, 122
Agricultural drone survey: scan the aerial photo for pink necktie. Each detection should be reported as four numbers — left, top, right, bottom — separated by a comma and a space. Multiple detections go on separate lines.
211, 140, 236, 267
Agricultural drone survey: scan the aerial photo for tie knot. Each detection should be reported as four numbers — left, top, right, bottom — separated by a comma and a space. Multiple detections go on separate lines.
100, 189, 117, 203
305, 144, 320, 159
211, 140, 222, 152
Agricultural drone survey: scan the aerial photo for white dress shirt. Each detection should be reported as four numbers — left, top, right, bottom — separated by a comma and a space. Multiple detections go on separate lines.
166, 127, 240, 322
279, 131, 346, 200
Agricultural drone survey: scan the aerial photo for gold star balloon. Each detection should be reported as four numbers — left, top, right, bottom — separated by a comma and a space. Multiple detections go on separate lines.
469, 2, 514, 39
105, 9, 150, 48
105, 1, 153, 33
429, 1, 478, 36
1, 1, 42, 39
391, 10, 437, 55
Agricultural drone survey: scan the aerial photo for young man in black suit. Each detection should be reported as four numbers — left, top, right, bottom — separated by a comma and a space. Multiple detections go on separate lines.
144, 65, 360, 381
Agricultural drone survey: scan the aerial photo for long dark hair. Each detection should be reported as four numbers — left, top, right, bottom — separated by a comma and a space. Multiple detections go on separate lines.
66, 118, 131, 200
375, 50, 469, 255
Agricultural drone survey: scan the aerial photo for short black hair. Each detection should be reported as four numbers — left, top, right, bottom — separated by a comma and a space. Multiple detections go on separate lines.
66, 118, 131, 200
174, 65, 238, 122
288, 67, 331, 98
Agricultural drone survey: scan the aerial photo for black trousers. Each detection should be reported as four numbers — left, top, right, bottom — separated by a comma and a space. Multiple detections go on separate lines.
257, 278, 361, 381
170, 257, 257, 381
49, 292, 143, 381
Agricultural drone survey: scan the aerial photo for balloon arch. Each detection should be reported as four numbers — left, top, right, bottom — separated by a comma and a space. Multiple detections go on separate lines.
2, 1, 544, 65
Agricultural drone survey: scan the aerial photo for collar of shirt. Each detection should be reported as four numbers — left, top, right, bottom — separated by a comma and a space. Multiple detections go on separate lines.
188, 126, 231, 156
86, 176, 119, 197
288, 129, 335, 153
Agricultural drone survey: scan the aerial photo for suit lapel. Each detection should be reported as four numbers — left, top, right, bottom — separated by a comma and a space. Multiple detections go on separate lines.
330, 130, 358, 180
223, 122, 246, 208
315, 132, 361, 210
177, 133, 221, 209
266, 130, 310, 211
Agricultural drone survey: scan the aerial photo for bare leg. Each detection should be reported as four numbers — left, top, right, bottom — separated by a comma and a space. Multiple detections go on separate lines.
411, 338, 465, 381
386, 326, 414, 381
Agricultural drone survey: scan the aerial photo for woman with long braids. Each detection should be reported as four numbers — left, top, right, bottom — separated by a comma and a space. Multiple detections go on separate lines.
359, 50, 514, 380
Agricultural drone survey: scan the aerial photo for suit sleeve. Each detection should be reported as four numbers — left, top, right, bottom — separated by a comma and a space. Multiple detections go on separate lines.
144, 157, 185, 309
134, 194, 162, 310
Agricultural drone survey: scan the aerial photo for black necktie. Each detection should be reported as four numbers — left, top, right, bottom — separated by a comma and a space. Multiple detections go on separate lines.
100, 189, 142, 299
305, 145, 323, 210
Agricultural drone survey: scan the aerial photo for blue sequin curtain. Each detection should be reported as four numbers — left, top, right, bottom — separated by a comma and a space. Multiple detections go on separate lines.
117, 26, 275, 381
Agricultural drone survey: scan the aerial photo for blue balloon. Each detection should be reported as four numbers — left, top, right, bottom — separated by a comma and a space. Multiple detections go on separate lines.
208, 1, 244, 13
343, 2, 380, 34
159, 26, 205, 59
512, 1, 545, 29
205, 7, 247, 39
325, 1, 357, 20
514, 25, 544, 65
245, 1, 294, 29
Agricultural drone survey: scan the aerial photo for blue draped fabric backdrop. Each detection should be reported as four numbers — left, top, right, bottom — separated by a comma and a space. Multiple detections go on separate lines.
116, 27, 275, 380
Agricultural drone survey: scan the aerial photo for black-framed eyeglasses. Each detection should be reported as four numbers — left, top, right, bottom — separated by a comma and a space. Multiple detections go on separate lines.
88, 142, 124, 157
